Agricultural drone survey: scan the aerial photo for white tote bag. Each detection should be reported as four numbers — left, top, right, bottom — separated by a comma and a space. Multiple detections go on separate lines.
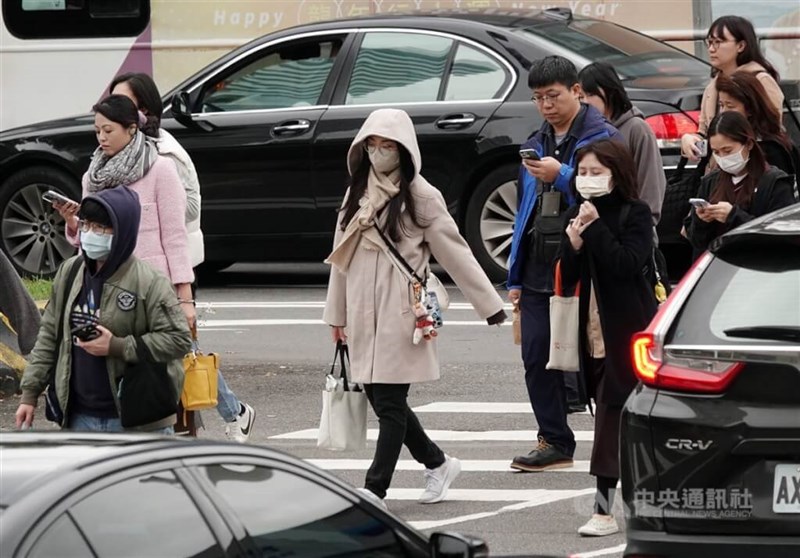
317, 341, 367, 451
546, 261, 581, 372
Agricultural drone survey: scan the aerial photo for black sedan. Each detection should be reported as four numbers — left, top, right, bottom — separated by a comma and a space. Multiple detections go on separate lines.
0, 432, 489, 558
621, 202, 800, 557
0, 7, 713, 280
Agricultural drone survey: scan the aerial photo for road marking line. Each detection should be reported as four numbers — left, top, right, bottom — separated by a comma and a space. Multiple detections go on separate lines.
413, 401, 590, 415
273, 428, 594, 442
197, 301, 514, 311
306, 459, 590, 473
198, 319, 511, 327
569, 543, 627, 558
408, 488, 596, 530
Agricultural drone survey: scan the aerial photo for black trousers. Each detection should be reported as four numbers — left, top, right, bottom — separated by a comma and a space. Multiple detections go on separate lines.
520, 290, 576, 456
363, 383, 445, 499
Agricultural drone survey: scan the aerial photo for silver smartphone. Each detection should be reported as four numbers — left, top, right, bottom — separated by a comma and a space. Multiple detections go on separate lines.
42, 190, 76, 205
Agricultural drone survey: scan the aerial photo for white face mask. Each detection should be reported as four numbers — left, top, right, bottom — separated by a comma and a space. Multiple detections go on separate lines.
80, 230, 113, 261
575, 175, 612, 199
713, 147, 749, 175
366, 145, 400, 174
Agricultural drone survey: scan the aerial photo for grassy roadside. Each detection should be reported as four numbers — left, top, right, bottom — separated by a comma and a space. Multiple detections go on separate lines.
22, 278, 53, 302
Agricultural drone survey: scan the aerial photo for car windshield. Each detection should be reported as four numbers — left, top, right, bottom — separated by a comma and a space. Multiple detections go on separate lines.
669, 247, 800, 346
512, 20, 709, 80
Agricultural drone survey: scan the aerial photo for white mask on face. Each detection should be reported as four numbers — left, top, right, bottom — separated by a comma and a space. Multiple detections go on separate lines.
575, 175, 612, 199
366, 145, 400, 174
713, 147, 749, 175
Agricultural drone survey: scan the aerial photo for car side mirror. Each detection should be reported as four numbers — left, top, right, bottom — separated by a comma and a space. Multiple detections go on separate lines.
430, 532, 489, 558
170, 90, 213, 132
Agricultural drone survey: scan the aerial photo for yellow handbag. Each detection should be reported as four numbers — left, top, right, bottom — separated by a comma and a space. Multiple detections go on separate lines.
181, 327, 219, 411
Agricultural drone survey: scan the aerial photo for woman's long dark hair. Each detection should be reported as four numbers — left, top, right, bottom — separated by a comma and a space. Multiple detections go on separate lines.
339, 144, 423, 241
578, 62, 633, 121
707, 111, 767, 207
109, 72, 163, 136
707, 16, 780, 81
574, 140, 639, 201
715, 72, 792, 151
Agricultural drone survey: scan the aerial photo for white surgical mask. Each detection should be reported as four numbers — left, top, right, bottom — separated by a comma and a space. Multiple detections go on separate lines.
366, 145, 400, 174
80, 231, 113, 260
575, 175, 612, 199
713, 148, 749, 175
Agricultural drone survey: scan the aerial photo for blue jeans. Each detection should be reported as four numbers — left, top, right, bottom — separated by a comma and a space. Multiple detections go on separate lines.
69, 413, 175, 435
216, 370, 241, 423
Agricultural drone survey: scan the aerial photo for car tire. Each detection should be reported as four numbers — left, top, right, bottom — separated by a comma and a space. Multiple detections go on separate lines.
0, 166, 80, 278
464, 163, 519, 284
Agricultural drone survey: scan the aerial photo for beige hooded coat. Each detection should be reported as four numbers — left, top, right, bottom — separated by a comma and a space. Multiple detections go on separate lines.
323, 109, 504, 384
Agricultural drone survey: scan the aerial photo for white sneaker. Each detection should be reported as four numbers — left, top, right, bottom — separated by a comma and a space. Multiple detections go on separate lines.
225, 403, 255, 443
578, 514, 620, 537
419, 455, 461, 504
356, 488, 388, 511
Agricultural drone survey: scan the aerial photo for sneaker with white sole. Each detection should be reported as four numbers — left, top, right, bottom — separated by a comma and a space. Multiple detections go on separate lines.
356, 488, 388, 511
578, 514, 619, 537
225, 403, 256, 443
419, 455, 461, 504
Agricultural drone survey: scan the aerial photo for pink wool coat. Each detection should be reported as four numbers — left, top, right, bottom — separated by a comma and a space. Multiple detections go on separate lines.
68, 156, 194, 285
323, 109, 505, 385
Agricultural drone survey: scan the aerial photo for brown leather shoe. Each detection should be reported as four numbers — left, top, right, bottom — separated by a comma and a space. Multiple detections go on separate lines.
510, 436, 574, 472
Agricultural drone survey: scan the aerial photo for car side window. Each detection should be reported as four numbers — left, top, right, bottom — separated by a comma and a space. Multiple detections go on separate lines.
198, 463, 407, 557
445, 43, 509, 101
70, 471, 223, 558
346, 32, 453, 105
28, 514, 92, 558
201, 37, 345, 112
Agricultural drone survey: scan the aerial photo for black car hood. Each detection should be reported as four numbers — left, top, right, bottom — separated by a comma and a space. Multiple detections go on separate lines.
0, 113, 95, 143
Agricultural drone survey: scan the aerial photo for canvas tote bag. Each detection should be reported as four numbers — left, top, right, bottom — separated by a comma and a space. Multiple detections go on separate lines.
546, 260, 581, 372
317, 340, 367, 451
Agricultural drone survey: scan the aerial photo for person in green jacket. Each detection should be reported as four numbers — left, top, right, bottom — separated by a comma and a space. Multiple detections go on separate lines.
15, 186, 191, 433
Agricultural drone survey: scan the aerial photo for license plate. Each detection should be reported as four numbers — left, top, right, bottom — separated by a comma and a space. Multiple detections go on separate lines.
772, 464, 800, 513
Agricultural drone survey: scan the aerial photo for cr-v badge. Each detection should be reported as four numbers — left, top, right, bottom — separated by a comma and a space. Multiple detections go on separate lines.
666, 439, 713, 451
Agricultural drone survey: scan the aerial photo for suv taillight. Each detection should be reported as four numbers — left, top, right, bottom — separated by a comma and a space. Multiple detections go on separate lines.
645, 110, 700, 149
631, 252, 745, 394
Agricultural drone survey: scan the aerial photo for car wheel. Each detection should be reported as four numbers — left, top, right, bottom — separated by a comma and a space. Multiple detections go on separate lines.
0, 167, 80, 278
464, 164, 518, 284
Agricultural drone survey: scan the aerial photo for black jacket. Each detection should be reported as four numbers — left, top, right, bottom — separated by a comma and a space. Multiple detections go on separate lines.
686, 166, 796, 255
559, 191, 657, 406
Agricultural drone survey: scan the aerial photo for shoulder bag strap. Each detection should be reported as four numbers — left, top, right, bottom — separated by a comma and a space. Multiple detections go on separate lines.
373, 225, 425, 286
52, 258, 82, 364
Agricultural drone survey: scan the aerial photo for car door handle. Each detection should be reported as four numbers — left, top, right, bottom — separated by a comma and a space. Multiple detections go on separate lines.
435, 114, 476, 129
272, 120, 311, 135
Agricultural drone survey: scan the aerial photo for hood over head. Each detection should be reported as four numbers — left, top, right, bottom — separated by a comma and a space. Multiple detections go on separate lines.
80, 186, 140, 278
347, 109, 422, 177
612, 106, 644, 128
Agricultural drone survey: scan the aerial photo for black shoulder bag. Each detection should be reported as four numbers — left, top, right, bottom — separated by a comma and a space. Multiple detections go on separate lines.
660, 155, 710, 244
119, 337, 178, 428
44, 258, 82, 424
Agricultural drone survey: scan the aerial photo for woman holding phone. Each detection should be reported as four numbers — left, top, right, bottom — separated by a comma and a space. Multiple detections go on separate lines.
685, 111, 795, 255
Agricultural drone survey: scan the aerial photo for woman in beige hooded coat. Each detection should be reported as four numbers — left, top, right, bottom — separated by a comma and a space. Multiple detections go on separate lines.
324, 108, 506, 508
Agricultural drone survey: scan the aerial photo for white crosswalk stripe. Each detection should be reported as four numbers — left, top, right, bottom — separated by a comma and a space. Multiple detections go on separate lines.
271, 428, 595, 442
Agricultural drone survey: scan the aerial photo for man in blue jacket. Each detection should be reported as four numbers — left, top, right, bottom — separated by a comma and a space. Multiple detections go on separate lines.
508, 56, 622, 472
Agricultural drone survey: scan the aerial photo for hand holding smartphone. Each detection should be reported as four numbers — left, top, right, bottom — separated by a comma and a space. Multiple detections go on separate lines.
694, 140, 708, 158
689, 198, 709, 209
42, 190, 77, 206
519, 148, 541, 161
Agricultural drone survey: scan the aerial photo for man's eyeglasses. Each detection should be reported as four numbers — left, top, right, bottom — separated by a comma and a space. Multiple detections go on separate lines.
531, 91, 564, 105
77, 220, 112, 235
704, 38, 733, 50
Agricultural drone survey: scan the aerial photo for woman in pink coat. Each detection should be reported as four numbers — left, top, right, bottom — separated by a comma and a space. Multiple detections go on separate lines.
54, 95, 195, 326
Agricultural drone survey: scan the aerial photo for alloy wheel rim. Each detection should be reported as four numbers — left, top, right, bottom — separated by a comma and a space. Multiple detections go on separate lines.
2, 184, 75, 276
479, 180, 518, 271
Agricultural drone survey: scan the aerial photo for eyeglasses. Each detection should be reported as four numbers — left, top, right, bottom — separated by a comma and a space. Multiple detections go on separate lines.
704, 38, 734, 50
531, 91, 564, 105
77, 220, 112, 235
364, 143, 398, 156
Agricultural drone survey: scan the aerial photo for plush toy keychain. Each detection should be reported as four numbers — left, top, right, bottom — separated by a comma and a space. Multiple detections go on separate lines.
412, 282, 437, 345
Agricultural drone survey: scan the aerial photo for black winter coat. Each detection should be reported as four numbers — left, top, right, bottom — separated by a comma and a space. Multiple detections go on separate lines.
559, 191, 658, 407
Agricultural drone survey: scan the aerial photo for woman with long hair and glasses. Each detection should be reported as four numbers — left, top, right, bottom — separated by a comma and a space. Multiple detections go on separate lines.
681, 15, 784, 161
578, 62, 666, 229
686, 111, 795, 255
324, 108, 506, 510
715, 71, 798, 182
557, 139, 658, 537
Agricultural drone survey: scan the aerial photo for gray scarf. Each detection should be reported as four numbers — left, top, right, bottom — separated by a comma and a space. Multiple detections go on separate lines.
86, 131, 158, 192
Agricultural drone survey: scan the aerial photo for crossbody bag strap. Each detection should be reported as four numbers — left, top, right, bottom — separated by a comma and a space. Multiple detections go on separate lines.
53, 258, 83, 362
373, 225, 426, 286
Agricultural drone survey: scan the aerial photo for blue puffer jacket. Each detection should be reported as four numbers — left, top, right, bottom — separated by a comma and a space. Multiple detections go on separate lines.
507, 104, 622, 290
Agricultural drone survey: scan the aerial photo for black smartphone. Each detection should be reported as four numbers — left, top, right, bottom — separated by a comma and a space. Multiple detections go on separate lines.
519, 148, 541, 161
72, 324, 100, 342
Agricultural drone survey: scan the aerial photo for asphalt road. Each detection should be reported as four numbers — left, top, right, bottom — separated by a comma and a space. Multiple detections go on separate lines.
0, 263, 627, 558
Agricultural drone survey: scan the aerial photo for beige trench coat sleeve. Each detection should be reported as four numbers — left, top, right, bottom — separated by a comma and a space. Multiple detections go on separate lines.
323, 201, 349, 327
422, 189, 504, 320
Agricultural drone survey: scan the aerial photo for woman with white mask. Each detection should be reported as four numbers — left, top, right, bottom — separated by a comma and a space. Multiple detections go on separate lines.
685, 111, 795, 255
557, 139, 658, 537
